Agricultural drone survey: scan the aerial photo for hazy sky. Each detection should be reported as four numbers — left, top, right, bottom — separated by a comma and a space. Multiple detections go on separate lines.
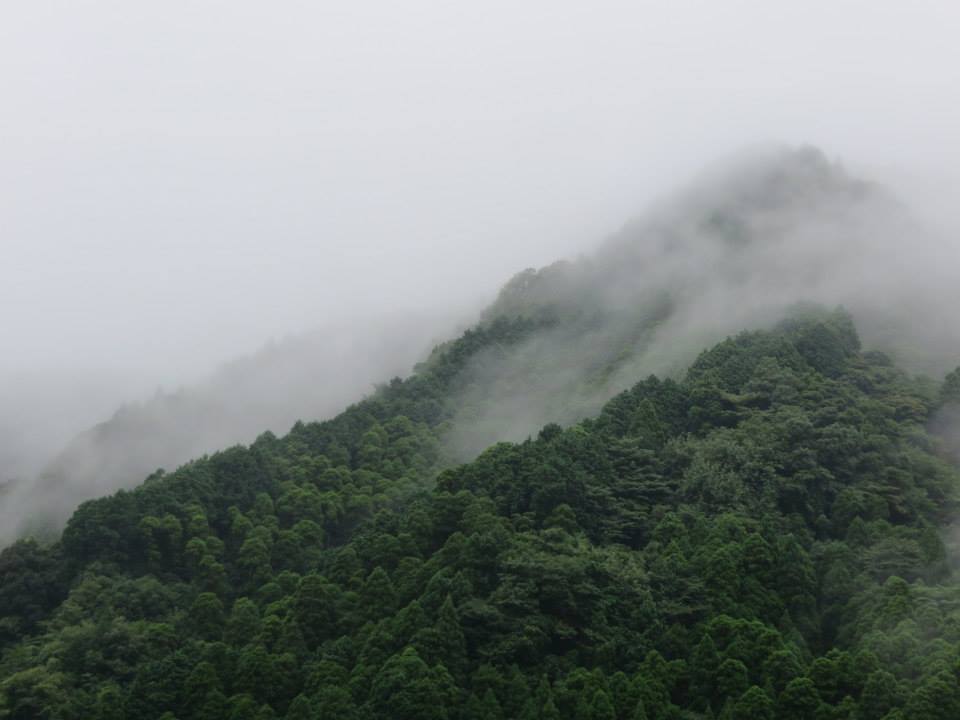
2, 0, 959, 391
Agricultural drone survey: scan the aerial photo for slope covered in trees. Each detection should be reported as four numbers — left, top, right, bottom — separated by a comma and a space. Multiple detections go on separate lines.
1, 312, 461, 546
3, 307, 960, 720
12, 146, 960, 551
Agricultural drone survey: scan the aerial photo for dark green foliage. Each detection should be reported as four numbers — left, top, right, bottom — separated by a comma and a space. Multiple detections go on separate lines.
3, 311, 960, 720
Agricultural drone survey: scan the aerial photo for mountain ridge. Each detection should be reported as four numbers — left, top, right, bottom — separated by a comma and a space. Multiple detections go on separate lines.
4, 146, 960, 718
12, 145, 954, 546
3, 306, 960, 719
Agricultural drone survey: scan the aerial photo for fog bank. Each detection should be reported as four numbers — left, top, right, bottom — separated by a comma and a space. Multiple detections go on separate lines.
446, 148, 960, 459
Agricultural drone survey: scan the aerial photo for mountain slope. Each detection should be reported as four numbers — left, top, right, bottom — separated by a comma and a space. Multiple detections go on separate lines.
4, 147, 960, 719
9, 146, 958, 545
3, 310, 960, 719
1, 312, 462, 544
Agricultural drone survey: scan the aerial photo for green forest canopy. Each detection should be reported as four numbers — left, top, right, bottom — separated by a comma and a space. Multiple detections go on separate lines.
3, 308, 960, 719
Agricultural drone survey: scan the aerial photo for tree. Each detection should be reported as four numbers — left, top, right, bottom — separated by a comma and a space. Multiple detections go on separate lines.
361, 567, 397, 620
225, 598, 261, 647
190, 592, 225, 641
731, 686, 774, 720
716, 658, 749, 705
370, 647, 455, 720
293, 574, 334, 648
590, 689, 616, 720
903, 671, 960, 720
690, 633, 720, 708
415, 595, 467, 678
776, 677, 821, 720
858, 670, 900, 720
182, 661, 221, 718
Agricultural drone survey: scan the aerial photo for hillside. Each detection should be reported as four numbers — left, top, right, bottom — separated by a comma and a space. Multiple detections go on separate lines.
9, 147, 958, 546
4, 147, 960, 719
0, 313, 461, 545
3, 307, 960, 719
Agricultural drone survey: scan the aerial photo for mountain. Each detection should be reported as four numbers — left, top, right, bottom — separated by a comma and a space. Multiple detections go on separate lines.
3, 147, 960, 719
10, 146, 956, 544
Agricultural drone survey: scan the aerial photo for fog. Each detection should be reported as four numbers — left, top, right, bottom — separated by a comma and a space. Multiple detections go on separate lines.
2, 311, 462, 541
2, 2, 960, 539
446, 147, 960, 459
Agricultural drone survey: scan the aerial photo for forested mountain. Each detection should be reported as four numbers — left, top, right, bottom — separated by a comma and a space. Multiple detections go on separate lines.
3, 308, 960, 719
3, 148, 960, 719
8, 148, 957, 543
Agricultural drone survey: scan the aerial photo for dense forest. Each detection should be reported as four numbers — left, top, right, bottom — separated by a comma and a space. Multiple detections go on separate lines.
15, 148, 960, 548
3, 305, 960, 719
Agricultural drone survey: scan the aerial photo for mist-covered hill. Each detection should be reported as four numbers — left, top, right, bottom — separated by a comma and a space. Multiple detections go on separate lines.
3, 306, 960, 719
4, 146, 960, 718
8, 146, 960, 546
444, 146, 960, 458
1, 314, 462, 544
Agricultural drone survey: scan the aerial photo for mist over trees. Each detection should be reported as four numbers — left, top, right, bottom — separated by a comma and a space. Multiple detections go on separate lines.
4, 0, 960, 714
445, 147, 960, 459
0, 312, 463, 545
7, 148, 958, 547
3, 303, 960, 719
4, 148, 960, 718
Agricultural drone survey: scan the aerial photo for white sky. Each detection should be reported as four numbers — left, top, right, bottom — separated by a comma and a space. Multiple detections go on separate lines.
2, 0, 959, 388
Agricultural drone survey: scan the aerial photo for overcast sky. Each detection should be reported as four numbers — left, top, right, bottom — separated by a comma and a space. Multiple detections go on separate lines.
2, 0, 959, 397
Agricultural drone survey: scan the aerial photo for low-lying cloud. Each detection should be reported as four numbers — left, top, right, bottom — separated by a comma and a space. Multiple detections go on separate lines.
445, 147, 960, 459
